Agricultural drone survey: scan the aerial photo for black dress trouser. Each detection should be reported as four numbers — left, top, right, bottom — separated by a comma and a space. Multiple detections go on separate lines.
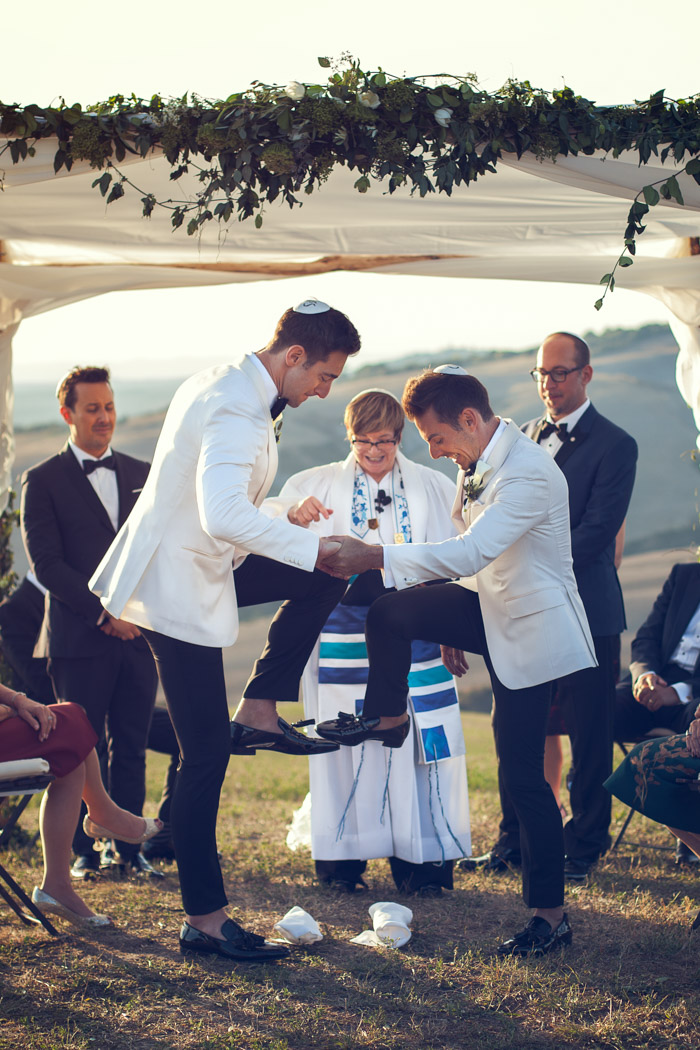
361, 583, 563, 908
497, 634, 618, 865
143, 555, 347, 916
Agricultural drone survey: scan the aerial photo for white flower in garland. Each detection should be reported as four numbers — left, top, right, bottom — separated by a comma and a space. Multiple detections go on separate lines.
434, 107, 453, 128
463, 460, 493, 502
284, 81, 306, 101
358, 90, 381, 110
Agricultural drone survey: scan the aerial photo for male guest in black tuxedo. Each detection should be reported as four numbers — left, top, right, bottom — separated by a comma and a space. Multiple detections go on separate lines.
21, 366, 159, 879
466, 332, 638, 881
614, 560, 700, 867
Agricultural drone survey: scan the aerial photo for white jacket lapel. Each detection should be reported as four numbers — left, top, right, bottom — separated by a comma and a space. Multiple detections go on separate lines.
239, 354, 278, 504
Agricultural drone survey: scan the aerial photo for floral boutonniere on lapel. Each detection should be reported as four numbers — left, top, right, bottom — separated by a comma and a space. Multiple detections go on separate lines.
463, 459, 493, 503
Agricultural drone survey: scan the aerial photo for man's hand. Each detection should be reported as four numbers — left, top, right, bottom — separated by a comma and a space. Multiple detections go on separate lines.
686, 715, 700, 758
441, 645, 470, 677
288, 497, 332, 528
101, 615, 142, 641
633, 673, 681, 711
317, 535, 384, 579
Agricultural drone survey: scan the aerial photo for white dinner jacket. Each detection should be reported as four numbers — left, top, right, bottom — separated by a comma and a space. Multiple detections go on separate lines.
385, 420, 596, 690
90, 355, 318, 647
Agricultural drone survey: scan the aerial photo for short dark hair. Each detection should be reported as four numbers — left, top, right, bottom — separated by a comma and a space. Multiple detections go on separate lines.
265, 306, 361, 364
402, 370, 494, 428
56, 366, 112, 410
544, 332, 590, 368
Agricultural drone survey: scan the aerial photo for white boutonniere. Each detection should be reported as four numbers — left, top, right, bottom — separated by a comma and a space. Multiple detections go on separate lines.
463, 459, 493, 502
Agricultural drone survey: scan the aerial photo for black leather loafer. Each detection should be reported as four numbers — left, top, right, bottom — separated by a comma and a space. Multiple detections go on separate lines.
179, 919, 290, 962
129, 852, 165, 879
497, 913, 572, 957
231, 717, 340, 756
316, 712, 411, 748
675, 839, 700, 867
70, 854, 100, 881
458, 850, 520, 874
563, 857, 593, 882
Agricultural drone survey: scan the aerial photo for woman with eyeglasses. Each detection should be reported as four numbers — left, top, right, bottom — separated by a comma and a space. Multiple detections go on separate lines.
265, 389, 471, 895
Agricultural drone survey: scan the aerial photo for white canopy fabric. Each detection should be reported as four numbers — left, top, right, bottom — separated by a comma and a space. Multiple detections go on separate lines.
1, 138, 700, 504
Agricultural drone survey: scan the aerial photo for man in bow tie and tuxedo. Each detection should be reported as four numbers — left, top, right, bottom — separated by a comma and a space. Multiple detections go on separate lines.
315, 365, 597, 955
88, 302, 360, 962
20, 366, 159, 879
478, 333, 637, 883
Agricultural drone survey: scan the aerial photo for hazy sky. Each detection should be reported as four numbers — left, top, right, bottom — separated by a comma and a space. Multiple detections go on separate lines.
4, 0, 699, 381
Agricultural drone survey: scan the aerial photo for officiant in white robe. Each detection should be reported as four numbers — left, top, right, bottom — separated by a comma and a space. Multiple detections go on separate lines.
265, 390, 471, 895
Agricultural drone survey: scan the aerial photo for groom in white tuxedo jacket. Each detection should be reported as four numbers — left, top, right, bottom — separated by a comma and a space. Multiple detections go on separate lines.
90, 301, 360, 962
316, 365, 596, 957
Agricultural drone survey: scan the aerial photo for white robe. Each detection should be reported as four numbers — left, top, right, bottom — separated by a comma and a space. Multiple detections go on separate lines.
266, 451, 471, 865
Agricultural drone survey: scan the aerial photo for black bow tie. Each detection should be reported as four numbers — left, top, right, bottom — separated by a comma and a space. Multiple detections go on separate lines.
539, 421, 568, 442
271, 396, 288, 420
83, 456, 115, 475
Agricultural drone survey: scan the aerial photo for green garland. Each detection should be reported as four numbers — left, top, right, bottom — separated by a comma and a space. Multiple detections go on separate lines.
1, 57, 699, 303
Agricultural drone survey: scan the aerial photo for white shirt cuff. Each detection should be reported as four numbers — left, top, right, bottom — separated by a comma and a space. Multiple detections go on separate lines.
671, 682, 693, 705
382, 549, 396, 589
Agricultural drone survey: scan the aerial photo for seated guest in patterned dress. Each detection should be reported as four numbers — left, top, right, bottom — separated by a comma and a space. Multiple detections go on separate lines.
605, 702, 700, 916
266, 389, 471, 895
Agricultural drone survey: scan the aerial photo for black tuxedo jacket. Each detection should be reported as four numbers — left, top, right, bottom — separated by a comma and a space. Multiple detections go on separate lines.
629, 562, 700, 693
523, 403, 637, 636
20, 444, 150, 658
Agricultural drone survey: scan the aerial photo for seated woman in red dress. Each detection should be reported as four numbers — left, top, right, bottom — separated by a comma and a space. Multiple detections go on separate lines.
0, 684, 161, 927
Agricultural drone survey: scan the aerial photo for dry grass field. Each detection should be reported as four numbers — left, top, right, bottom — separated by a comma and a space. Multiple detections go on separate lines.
2, 708, 699, 1050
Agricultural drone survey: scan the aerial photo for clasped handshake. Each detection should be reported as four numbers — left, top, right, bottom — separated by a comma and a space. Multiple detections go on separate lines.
315, 536, 384, 578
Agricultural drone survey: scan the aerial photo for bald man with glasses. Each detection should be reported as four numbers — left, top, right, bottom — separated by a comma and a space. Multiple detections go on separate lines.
466, 332, 638, 882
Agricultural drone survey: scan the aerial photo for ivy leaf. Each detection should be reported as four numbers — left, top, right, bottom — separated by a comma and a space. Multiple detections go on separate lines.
255, 214, 263, 228
371, 73, 386, 88
686, 158, 700, 175
663, 174, 684, 205
141, 195, 156, 218
354, 175, 370, 193
427, 93, 443, 108
92, 171, 112, 196
618, 256, 634, 267
594, 298, 604, 311
318, 57, 331, 68
642, 184, 659, 206
599, 273, 613, 285
106, 181, 125, 204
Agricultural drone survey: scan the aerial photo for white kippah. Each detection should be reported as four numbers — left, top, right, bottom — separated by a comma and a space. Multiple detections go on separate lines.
434, 363, 469, 376
293, 299, 331, 315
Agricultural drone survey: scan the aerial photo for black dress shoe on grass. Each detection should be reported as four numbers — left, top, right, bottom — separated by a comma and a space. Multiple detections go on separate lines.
320, 875, 368, 894
458, 850, 520, 874
564, 857, 593, 882
674, 840, 700, 867
316, 712, 411, 748
231, 717, 340, 756
497, 913, 572, 957
180, 919, 290, 962
70, 854, 100, 881
129, 852, 165, 879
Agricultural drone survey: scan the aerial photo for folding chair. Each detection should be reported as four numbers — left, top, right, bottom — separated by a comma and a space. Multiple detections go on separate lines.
610, 727, 674, 853
0, 759, 59, 935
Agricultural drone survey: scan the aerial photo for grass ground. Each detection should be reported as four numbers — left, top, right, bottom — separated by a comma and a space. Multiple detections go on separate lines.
1, 710, 699, 1050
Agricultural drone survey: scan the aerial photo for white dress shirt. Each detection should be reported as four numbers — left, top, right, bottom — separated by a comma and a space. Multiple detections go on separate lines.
665, 601, 700, 704
69, 441, 119, 531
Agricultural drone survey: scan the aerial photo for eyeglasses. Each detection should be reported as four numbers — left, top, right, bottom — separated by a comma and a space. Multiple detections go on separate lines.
529, 366, 583, 384
351, 438, 398, 451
